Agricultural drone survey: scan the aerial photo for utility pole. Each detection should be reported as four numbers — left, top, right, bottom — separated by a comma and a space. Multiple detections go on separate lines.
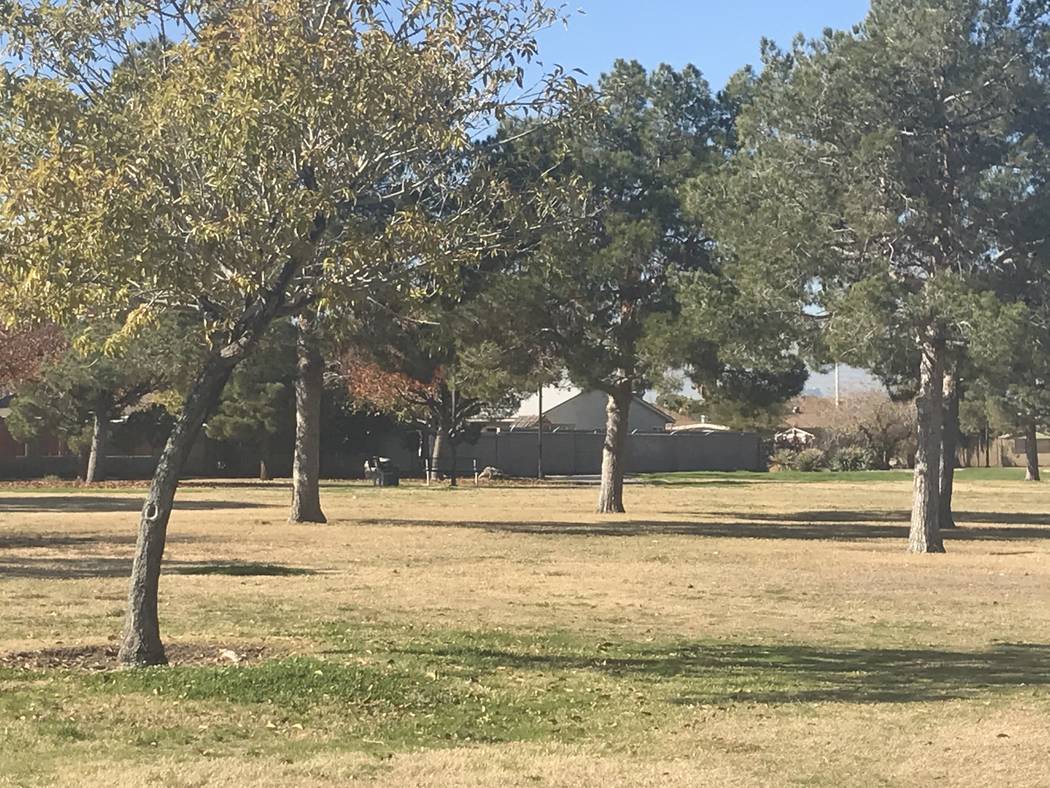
537, 386, 544, 480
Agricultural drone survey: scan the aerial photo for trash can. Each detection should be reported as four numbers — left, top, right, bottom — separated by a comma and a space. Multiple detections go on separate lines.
371, 457, 399, 487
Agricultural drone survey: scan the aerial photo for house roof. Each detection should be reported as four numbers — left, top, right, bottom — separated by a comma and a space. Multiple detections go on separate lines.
510, 415, 552, 430
633, 397, 676, 424
514, 385, 586, 417
782, 395, 840, 430
515, 386, 674, 423
776, 427, 816, 439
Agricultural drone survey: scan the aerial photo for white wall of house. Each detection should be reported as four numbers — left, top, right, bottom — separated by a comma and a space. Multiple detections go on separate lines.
544, 390, 670, 432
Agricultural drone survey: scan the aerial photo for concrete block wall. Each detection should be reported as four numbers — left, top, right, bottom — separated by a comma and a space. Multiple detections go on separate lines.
0, 429, 763, 481
458, 429, 763, 476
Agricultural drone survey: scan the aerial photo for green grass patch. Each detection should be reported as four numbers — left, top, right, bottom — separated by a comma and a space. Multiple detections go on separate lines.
643, 467, 1028, 485
4, 623, 1050, 783
90, 657, 448, 715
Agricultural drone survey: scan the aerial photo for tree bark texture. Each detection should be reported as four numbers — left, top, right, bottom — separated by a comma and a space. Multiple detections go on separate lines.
290, 320, 327, 523
1025, 420, 1041, 482
597, 387, 631, 514
429, 428, 445, 480
909, 338, 946, 554
85, 410, 107, 484
119, 259, 300, 667
118, 354, 241, 666
939, 370, 959, 530
448, 431, 459, 487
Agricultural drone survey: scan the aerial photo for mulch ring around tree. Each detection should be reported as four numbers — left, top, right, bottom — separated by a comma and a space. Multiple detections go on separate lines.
0, 642, 276, 671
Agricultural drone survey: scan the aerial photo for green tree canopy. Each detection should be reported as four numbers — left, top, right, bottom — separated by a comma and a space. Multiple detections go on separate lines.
6, 317, 200, 482
205, 321, 297, 481
658, 359, 808, 432
501, 59, 738, 512
710, 0, 1050, 551
343, 279, 543, 484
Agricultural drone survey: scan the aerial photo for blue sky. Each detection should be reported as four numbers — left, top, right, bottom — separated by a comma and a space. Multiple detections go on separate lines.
534, 1, 871, 89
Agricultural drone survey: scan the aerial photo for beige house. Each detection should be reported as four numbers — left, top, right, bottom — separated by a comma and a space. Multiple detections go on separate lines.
505, 387, 675, 432
994, 432, 1050, 468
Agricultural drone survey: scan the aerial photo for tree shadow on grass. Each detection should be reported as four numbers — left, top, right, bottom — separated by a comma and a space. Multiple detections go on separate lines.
169, 562, 314, 577
0, 556, 314, 580
398, 640, 1050, 705
724, 510, 1050, 527
181, 481, 293, 490
353, 517, 1050, 542
643, 479, 766, 489
0, 530, 209, 551
0, 496, 268, 513
0, 533, 134, 550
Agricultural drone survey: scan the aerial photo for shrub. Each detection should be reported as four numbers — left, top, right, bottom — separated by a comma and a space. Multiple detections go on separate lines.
770, 447, 831, 472
792, 448, 828, 472
769, 449, 797, 471
830, 446, 877, 472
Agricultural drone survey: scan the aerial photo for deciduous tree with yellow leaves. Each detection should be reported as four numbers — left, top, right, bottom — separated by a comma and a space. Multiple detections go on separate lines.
0, 0, 578, 666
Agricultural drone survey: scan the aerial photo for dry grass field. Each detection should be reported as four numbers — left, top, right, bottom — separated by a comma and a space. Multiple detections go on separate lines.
2, 470, 1050, 786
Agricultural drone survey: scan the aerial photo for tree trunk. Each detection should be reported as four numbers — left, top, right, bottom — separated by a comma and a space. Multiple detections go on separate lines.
449, 433, 458, 488
119, 258, 300, 667
939, 370, 959, 530
259, 456, 270, 482
597, 387, 631, 514
289, 320, 327, 523
1025, 420, 1041, 482
908, 338, 946, 554
431, 427, 448, 481
118, 354, 240, 666
84, 410, 107, 484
